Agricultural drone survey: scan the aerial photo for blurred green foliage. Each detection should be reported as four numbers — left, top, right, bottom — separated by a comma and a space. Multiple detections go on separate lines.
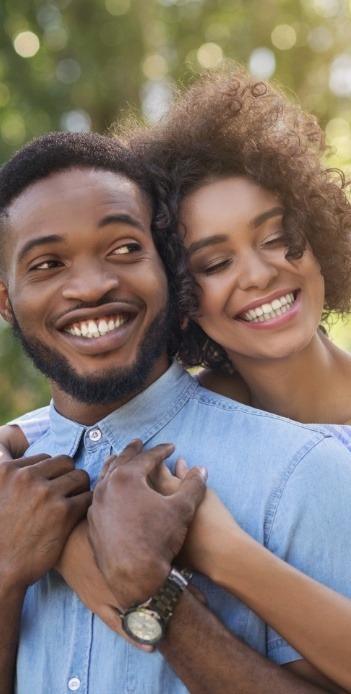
1, 0, 351, 421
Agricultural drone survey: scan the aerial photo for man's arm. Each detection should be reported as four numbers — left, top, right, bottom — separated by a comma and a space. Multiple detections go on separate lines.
160, 588, 343, 693
0, 454, 91, 694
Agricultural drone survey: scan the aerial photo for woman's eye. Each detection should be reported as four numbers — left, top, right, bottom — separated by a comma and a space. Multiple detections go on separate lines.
200, 258, 232, 275
262, 233, 287, 248
111, 242, 141, 255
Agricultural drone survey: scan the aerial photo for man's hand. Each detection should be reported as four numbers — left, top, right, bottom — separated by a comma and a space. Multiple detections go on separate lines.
0, 453, 92, 590
87, 439, 207, 610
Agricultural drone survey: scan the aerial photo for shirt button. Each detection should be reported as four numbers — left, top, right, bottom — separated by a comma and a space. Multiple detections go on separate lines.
88, 428, 102, 441
68, 677, 81, 691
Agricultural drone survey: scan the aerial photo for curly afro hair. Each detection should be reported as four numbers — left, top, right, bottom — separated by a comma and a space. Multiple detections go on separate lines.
0, 130, 185, 357
122, 64, 351, 371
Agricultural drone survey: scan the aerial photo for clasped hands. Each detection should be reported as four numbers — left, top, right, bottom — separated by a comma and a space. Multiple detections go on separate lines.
1, 438, 234, 649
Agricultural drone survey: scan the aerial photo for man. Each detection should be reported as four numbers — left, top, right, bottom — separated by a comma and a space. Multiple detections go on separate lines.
0, 131, 349, 693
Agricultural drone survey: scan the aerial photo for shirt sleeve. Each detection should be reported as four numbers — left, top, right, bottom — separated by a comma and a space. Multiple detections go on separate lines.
8, 406, 50, 446
265, 434, 351, 665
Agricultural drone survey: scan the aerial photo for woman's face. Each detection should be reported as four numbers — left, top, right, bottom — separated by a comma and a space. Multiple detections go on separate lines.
180, 176, 325, 365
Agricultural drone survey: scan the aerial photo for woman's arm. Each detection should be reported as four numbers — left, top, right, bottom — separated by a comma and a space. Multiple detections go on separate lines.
0, 425, 29, 461
0, 405, 51, 460
154, 460, 351, 691
186, 486, 351, 690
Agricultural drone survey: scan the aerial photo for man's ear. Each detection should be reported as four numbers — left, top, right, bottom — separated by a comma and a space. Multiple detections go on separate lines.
0, 282, 14, 325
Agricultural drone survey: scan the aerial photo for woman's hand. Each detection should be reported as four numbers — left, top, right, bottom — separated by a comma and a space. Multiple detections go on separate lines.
0, 424, 29, 461
151, 459, 244, 581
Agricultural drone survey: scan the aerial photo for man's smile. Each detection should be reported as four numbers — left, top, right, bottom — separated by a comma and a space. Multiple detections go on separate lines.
64, 314, 129, 339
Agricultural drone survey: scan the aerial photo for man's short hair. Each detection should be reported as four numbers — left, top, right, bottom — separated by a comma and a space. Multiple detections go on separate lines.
0, 131, 153, 214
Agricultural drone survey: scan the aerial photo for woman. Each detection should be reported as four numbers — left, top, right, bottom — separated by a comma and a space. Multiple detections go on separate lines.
2, 66, 351, 689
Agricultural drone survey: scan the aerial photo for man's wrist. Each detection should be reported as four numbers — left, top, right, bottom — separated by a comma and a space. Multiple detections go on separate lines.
121, 567, 191, 646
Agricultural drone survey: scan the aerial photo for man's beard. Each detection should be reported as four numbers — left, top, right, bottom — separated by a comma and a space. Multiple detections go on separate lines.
12, 306, 172, 406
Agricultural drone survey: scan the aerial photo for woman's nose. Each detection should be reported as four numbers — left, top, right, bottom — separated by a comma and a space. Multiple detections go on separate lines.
236, 250, 279, 291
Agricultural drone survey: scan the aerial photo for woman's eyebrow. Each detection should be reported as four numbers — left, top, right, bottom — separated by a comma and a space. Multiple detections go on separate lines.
251, 206, 284, 229
187, 234, 228, 255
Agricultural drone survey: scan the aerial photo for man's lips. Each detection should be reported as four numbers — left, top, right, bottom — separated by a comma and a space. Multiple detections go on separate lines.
54, 302, 140, 334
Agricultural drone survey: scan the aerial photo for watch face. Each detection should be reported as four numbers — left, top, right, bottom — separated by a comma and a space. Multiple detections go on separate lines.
123, 608, 164, 645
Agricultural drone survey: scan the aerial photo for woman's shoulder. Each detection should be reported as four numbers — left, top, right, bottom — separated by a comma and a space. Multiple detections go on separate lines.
197, 368, 251, 405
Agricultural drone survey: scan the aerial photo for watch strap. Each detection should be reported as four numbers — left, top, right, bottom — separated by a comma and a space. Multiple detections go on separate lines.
148, 567, 191, 624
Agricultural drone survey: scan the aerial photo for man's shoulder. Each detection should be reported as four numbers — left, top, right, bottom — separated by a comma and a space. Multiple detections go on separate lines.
192, 380, 324, 436
184, 379, 351, 467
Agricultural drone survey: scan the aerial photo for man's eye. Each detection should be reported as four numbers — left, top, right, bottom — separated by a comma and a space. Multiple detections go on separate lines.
30, 259, 62, 270
111, 242, 141, 255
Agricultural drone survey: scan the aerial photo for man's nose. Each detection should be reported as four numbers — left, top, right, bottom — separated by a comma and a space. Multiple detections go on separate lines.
61, 261, 120, 303
236, 250, 279, 291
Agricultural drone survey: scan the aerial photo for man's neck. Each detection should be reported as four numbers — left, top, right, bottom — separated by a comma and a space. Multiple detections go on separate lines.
50, 354, 170, 426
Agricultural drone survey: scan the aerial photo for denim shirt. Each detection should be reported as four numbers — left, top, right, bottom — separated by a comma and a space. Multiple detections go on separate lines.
16, 362, 351, 693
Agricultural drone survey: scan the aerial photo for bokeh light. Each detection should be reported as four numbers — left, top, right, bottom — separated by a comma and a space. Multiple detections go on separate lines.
271, 24, 297, 50
13, 31, 40, 58
44, 26, 68, 51
313, 0, 341, 18
325, 117, 351, 161
56, 58, 81, 84
329, 54, 351, 96
36, 3, 62, 29
308, 25, 334, 52
248, 47, 276, 79
197, 42, 223, 68
105, 0, 130, 15
61, 109, 92, 132
0, 83, 10, 108
1, 113, 26, 145
140, 79, 172, 122
142, 54, 168, 80
205, 23, 230, 42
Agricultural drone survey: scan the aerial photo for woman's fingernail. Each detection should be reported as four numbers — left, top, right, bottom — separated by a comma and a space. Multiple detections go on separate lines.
197, 466, 208, 481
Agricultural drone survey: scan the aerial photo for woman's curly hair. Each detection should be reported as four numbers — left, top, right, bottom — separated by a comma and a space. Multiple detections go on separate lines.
119, 64, 351, 370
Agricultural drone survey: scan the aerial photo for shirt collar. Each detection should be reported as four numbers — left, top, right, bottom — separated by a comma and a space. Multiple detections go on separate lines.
48, 361, 197, 456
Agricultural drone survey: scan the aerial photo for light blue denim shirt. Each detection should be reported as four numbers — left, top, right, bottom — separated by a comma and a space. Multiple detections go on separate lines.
16, 362, 351, 693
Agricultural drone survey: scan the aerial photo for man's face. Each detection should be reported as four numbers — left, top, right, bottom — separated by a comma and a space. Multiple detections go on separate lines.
0, 168, 171, 414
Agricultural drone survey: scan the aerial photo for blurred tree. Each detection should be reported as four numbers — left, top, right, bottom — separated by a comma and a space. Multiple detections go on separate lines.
1, 0, 351, 420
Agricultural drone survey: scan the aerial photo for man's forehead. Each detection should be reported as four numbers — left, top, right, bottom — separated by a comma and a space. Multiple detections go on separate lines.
8, 167, 152, 223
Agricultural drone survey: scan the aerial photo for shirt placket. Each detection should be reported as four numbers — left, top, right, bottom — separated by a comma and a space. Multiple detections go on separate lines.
64, 426, 112, 693
64, 596, 93, 694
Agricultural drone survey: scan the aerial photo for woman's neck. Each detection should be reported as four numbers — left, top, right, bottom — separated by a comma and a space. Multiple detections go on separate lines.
229, 330, 351, 424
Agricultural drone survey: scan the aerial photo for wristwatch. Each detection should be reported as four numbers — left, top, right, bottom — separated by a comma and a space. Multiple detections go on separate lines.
121, 567, 191, 645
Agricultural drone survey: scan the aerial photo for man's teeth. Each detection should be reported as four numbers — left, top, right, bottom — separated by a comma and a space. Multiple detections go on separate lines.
65, 316, 128, 338
241, 293, 296, 323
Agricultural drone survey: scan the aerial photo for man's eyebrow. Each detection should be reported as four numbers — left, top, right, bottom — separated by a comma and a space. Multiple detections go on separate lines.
187, 234, 228, 256
18, 235, 63, 264
97, 214, 145, 232
251, 206, 284, 229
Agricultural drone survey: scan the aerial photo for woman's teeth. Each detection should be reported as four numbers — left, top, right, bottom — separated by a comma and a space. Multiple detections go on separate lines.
241, 293, 296, 323
65, 316, 128, 338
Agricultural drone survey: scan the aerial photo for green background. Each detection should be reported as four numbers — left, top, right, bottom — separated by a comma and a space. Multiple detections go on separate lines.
1, 0, 351, 421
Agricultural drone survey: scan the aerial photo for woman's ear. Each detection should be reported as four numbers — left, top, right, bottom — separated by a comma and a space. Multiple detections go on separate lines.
180, 316, 189, 331
0, 282, 14, 325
